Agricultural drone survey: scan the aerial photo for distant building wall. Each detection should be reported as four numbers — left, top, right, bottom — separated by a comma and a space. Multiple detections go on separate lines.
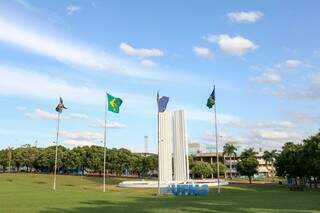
188, 143, 201, 155
193, 151, 275, 178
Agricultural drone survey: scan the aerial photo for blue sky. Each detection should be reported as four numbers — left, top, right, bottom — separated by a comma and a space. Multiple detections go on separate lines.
0, 0, 319, 152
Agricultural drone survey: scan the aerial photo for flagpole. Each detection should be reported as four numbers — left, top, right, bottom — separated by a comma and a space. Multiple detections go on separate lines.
157, 92, 160, 196
103, 93, 107, 192
53, 112, 61, 191
213, 85, 221, 193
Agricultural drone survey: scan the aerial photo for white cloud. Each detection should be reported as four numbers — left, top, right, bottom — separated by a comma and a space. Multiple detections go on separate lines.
60, 130, 102, 141
182, 107, 242, 126
0, 18, 165, 80
207, 34, 257, 56
141, 59, 156, 67
66, 5, 80, 16
64, 140, 97, 146
254, 121, 294, 129
192, 46, 213, 58
90, 120, 127, 129
0, 65, 153, 111
202, 131, 241, 143
286, 111, 320, 124
60, 130, 102, 146
253, 129, 299, 141
227, 11, 263, 23
120, 42, 164, 58
254, 70, 281, 83
25, 109, 57, 120
285, 59, 304, 69
266, 73, 320, 100
68, 113, 89, 119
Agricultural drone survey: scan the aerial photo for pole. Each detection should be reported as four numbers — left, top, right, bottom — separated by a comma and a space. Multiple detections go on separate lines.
53, 112, 61, 191
214, 85, 221, 193
157, 92, 160, 196
103, 94, 107, 192
144, 136, 148, 157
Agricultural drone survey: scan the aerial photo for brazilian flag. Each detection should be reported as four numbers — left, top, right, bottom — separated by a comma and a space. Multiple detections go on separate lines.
206, 86, 215, 109
107, 93, 123, 113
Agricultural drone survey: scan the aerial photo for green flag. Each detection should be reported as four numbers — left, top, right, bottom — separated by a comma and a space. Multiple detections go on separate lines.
206, 86, 215, 109
107, 93, 123, 113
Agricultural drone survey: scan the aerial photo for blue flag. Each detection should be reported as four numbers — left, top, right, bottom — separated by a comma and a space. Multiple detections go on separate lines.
207, 86, 215, 109
158, 96, 169, 112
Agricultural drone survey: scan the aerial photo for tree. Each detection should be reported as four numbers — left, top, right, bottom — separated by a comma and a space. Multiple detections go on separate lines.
191, 161, 213, 179
262, 150, 277, 178
211, 162, 226, 177
302, 132, 320, 187
223, 143, 237, 179
0, 148, 10, 172
237, 148, 258, 183
21, 145, 39, 172
12, 148, 24, 171
275, 142, 304, 186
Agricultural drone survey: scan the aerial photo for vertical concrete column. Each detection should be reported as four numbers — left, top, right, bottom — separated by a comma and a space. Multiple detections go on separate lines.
173, 110, 188, 183
159, 111, 173, 184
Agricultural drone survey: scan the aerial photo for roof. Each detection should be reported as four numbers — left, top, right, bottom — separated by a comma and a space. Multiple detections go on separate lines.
194, 152, 224, 157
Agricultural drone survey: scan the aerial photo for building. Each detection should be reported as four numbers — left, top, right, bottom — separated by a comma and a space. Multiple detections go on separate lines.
255, 151, 274, 177
192, 149, 275, 178
188, 143, 201, 155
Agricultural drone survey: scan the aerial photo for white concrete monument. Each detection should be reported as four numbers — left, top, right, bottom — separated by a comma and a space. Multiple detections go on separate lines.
173, 110, 189, 183
158, 111, 173, 184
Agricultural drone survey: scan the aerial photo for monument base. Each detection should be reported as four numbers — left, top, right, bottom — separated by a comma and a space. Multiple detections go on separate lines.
118, 179, 229, 188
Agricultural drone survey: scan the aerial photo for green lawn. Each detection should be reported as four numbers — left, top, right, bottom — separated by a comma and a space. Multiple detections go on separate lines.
0, 173, 319, 213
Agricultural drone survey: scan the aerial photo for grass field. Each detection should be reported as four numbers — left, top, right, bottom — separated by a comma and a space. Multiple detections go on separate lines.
0, 173, 319, 213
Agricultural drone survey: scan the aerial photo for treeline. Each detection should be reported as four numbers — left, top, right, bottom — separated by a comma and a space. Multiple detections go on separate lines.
275, 131, 320, 188
0, 145, 157, 177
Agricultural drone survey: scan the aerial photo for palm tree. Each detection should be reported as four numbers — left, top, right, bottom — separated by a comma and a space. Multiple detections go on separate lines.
223, 143, 237, 179
263, 150, 277, 178
269, 150, 277, 178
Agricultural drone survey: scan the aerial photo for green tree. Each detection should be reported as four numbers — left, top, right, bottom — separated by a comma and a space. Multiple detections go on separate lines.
12, 148, 24, 171
262, 150, 277, 178
20, 145, 39, 172
302, 132, 320, 187
191, 161, 213, 179
211, 162, 226, 177
0, 148, 11, 172
275, 142, 304, 186
237, 148, 258, 183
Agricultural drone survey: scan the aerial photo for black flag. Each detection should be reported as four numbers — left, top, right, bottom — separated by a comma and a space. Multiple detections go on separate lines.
55, 97, 67, 113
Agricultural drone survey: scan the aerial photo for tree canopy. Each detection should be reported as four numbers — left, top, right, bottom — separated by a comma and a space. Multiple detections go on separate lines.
275, 131, 320, 187
0, 145, 157, 178
236, 148, 258, 183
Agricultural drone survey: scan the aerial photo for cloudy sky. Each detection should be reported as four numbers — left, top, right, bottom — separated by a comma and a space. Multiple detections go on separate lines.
0, 0, 319, 152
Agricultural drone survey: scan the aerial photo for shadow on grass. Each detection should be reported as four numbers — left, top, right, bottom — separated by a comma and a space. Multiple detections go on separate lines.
40, 186, 320, 213
33, 181, 47, 185
82, 175, 140, 185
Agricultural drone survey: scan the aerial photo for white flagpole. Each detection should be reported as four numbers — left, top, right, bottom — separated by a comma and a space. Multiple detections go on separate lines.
53, 112, 61, 191
213, 85, 221, 193
157, 92, 160, 196
103, 93, 107, 192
